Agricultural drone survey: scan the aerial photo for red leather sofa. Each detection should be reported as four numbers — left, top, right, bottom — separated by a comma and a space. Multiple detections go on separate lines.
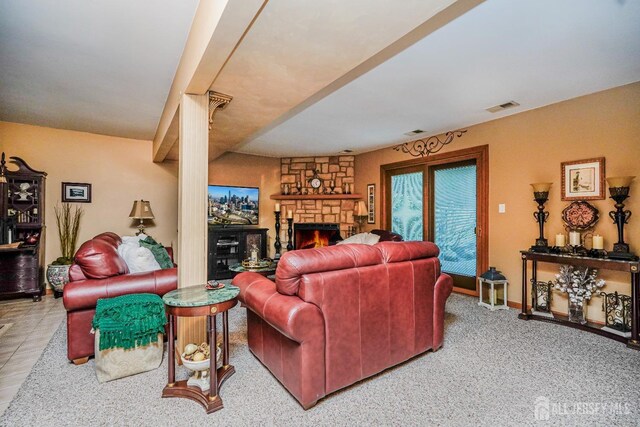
62, 232, 177, 364
233, 241, 453, 409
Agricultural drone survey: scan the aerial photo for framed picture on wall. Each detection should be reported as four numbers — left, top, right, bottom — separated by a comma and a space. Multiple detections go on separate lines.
61, 182, 92, 203
367, 184, 375, 224
561, 157, 605, 201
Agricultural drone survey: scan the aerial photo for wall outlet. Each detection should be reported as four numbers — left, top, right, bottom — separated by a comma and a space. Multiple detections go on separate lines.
498, 203, 506, 213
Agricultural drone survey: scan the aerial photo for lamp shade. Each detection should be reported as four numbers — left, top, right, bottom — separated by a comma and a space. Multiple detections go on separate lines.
129, 200, 155, 219
606, 176, 635, 188
354, 200, 367, 217
530, 182, 552, 193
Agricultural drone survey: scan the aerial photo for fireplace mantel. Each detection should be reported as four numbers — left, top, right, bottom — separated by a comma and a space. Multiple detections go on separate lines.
270, 193, 361, 200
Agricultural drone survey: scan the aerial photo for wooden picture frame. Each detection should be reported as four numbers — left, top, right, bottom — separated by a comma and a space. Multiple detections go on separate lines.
561, 157, 605, 201
367, 183, 375, 224
61, 182, 92, 203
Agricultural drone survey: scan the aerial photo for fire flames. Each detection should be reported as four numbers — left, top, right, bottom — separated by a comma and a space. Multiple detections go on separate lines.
297, 230, 330, 250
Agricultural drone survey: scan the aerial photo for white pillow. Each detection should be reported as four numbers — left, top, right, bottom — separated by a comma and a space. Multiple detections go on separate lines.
117, 235, 161, 273
337, 232, 381, 246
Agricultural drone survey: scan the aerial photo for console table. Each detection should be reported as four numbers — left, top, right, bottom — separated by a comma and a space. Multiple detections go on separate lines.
519, 250, 639, 350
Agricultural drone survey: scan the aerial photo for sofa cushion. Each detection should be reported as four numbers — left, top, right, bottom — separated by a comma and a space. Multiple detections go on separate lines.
74, 239, 129, 279
275, 244, 383, 296
336, 232, 380, 246
92, 232, 122, 248
139, 236, 174, 269
376, 241, 439, 263
118, 239, 161, 274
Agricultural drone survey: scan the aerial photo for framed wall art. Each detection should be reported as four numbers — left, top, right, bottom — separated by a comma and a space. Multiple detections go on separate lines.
367, 183, 375, 224
61, 182, 92, 203
560, 157, 605, 201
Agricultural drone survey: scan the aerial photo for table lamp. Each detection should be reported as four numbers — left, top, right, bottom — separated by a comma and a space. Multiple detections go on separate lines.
129, 200, 155, 235
354, 200, 368, 234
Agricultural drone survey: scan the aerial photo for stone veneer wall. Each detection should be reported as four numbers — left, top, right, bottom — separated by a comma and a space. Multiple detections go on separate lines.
279, 156, 356, 238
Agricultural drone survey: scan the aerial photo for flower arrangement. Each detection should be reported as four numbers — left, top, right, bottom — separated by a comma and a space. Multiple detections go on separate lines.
554, 265, 605, 324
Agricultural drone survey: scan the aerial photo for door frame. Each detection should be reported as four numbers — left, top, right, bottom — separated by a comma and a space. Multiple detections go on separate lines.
380, 145, 489, 296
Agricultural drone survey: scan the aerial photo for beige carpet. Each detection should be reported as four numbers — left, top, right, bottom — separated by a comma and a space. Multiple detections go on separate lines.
2, 294, 639, 426
0, 323, 12, 339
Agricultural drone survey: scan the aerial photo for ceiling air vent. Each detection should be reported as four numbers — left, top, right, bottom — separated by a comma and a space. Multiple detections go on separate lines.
403, 129, 425, 136
486, 101, 520, 113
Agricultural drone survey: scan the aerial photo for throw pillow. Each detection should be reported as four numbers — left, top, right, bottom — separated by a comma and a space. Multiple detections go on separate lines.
140, 236, 174, 269
336, 232, 381, 246
117, 237, 161, 273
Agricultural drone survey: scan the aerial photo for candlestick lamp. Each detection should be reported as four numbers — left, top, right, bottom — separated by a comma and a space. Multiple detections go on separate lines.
606, 176, 636, 260
530, 183, 552, 252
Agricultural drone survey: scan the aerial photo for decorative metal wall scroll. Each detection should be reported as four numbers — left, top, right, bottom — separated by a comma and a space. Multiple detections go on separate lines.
393, 130, 467, 157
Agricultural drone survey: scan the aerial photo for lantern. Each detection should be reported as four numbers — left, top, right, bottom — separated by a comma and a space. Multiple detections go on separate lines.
531, 280, 553, 317
478, 267, 509, 311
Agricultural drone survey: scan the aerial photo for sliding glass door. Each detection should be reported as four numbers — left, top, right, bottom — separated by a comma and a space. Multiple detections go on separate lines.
381, 146, 488, 294
431, 162, 477, 291
390, 169, 424, 241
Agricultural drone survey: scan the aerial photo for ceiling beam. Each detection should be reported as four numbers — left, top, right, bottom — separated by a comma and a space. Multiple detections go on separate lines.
152, 0, 267, 162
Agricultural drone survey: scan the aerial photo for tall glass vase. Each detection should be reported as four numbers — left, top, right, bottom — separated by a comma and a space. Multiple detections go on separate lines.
568, 299, 587, 325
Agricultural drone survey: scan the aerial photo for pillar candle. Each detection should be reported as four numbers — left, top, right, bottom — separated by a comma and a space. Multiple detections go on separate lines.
275, 203, 280, 212
555, 234, 566, 247
287, 210, 293, 219
569, 231, 581, 246
592, 235, 604, 250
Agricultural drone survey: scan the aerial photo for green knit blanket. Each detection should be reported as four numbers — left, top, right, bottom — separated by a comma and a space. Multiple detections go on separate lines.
92, 293, 166, 351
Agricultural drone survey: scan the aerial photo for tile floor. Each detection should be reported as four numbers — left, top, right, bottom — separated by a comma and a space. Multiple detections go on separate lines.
0, 294, 65, 415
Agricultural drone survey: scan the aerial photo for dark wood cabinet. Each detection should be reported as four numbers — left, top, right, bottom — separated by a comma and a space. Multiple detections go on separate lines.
208, 227, 268, 280
0, 155, 47, 301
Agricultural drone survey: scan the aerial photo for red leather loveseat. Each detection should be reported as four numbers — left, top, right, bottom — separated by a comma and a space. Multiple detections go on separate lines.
233, 241, 453, 409
62, 232, 177, 364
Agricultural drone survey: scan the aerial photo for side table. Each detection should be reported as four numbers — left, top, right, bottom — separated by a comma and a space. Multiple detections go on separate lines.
228, 262, 277, 277
162, 284, 240, 413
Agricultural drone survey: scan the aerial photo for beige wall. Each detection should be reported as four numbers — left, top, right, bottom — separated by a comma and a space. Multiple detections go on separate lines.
355, 82, 640, 322
0, 121, 179, 270
208, 152, 280, 257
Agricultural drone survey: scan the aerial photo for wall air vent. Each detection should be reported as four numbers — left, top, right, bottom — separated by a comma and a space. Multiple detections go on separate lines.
403, 129, 425, 136
486, 101, 520, 113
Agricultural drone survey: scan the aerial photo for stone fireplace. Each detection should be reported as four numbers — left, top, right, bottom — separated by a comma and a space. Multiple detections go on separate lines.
277, 156, 358, 243
294, 223, 341, 249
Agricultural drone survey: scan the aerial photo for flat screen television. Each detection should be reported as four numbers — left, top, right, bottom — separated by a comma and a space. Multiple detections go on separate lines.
207, 185, 259, 226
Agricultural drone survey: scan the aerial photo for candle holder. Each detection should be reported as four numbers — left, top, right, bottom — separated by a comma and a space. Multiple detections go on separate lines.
529, 183, 552, 253
274, 211, 282, 260
531, 280, 553, 317
606, 176, 637, 260
295, 181, 302, 195
599, 291, 632, 336
329, 180, 336, 194
286, 218, 293, 251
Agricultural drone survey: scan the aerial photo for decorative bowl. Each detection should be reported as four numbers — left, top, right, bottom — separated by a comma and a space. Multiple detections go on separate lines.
180, 345, 221, 371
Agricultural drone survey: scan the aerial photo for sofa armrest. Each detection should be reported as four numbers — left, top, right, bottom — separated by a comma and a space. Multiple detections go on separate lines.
433, 273, 453, 350
63, 267, 177, 312
233, 272, 324, 344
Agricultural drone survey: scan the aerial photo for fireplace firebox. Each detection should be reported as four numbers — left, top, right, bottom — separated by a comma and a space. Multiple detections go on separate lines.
294, 223, 342, 250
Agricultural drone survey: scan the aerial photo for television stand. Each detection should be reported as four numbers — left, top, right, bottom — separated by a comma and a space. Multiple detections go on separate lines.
208, 227, 268, 280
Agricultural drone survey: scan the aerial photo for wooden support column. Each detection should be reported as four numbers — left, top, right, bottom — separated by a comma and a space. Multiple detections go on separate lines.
177, 93, 210, 352
176, 92, 232, 353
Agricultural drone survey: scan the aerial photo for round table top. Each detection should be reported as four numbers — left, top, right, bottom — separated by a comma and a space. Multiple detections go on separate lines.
163, 284, 240, 308
228, 262, 276, 274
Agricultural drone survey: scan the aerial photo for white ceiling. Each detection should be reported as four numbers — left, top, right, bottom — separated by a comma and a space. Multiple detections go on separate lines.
1, 0, 638, 158
0, 0, 198, 140
238, 0, 640, 157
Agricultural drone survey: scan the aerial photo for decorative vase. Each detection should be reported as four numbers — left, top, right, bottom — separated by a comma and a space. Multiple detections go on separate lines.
568, 299, 587, 325
46, 264, 71, 295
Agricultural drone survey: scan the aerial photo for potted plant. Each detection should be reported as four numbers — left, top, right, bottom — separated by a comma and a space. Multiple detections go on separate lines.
46, 203, 83, 297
